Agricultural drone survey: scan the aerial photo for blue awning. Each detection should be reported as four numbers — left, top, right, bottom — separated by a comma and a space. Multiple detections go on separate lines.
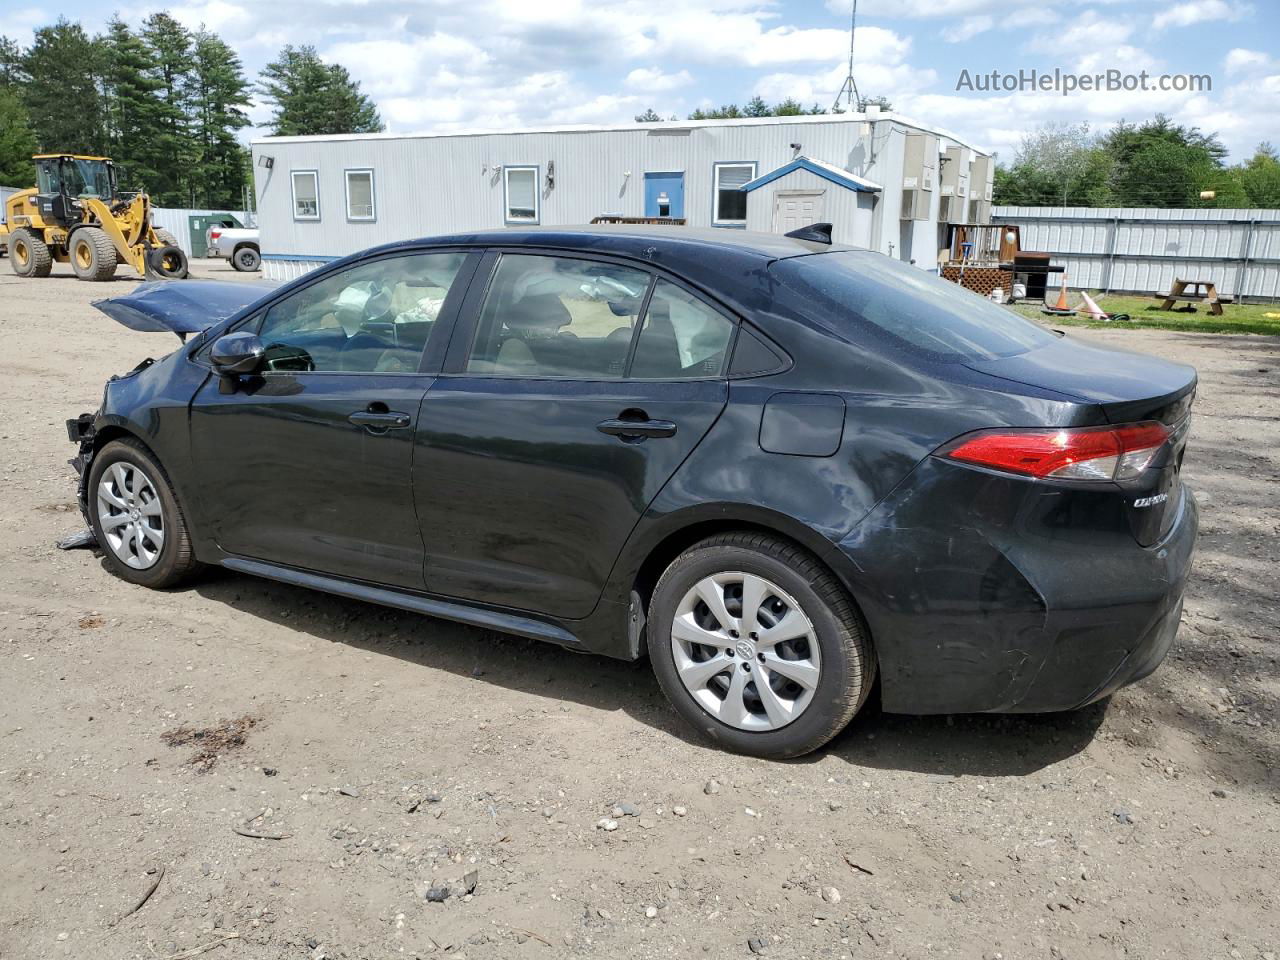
742, 156, 881, 194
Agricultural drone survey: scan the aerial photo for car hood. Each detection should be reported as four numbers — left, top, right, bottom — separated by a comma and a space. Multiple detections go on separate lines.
92, 279, 276, 336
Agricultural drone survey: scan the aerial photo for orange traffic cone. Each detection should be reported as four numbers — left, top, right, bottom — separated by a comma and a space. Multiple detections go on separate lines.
1041, 273, 1077, 316
1054, 274, 1070, 310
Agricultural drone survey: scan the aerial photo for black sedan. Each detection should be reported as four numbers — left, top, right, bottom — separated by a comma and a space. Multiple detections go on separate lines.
67, 226, 1198, 758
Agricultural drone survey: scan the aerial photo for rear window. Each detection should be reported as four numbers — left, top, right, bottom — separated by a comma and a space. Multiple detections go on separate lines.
771, 251, 1055, 362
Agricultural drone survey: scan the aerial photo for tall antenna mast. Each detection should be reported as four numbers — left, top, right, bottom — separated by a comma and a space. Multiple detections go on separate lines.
831, 0, 862, 113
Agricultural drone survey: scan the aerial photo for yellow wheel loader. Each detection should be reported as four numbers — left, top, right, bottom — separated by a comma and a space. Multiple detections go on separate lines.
0, 154, 188, 282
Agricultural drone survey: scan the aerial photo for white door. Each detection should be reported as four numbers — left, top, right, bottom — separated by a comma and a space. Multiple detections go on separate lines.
773, 190, 826, 233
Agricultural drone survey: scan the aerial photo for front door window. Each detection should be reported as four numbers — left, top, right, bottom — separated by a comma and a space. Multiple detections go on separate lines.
254, 252, 468, 373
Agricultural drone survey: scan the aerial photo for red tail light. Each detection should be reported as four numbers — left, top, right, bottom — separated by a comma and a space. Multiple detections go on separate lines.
941, 422, 1170, 481
209, 229, 222, 241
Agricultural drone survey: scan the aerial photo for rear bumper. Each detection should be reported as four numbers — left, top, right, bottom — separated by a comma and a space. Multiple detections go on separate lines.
834, 458, 1198, 715
207, 245, 224, 258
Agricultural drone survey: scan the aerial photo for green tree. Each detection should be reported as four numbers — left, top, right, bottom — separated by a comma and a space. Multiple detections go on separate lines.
1101, 115, 1227, 207
259, 44, 382, 136
189, 30, 252, 208
0, 35, 25, 88
688, 98, 827, 120
1239, 142, 1280, 207
0, 87, 38, 185
141, 12, 197, 205
102, 17, 164, 192
689, 103, 744, 120
994, 121, 1112, 205
771, 97, 825, 116
21, 19, 107, 154
634, 107, 661, 123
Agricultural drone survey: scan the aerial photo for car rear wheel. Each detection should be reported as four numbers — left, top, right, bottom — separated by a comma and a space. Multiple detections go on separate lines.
88, 438, 200, 588
232, 245, 261, 272
647, 532, 875, 759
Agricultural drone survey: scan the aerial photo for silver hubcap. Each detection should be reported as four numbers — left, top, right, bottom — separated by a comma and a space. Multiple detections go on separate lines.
671, 572, 821, 731
97, 462, 165, 570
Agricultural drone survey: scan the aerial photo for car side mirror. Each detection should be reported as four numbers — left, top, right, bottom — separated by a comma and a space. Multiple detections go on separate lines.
210, 331, 265, 375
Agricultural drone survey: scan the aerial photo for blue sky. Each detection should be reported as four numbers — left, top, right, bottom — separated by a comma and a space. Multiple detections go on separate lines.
8, 0, 1278, 161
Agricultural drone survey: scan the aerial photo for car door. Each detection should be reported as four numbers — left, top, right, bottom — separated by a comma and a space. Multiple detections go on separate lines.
413, 251, 734, 619
189, 249, 478, 589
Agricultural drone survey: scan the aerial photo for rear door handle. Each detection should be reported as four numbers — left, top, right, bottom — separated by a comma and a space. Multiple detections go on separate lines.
596, 417, 677, 440
349, 409, 411, 431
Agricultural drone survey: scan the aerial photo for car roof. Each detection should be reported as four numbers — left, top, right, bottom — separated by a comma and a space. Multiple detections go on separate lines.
387, 225, 860, 264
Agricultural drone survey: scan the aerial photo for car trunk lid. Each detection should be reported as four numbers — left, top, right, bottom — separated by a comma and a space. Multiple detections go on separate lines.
965, 334, 1197, 546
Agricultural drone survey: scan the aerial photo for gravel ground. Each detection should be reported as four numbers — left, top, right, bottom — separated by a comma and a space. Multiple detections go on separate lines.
1, 259, 1277, 960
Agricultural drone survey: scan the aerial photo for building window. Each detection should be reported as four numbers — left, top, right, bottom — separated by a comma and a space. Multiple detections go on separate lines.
713, 162, 756, 226
503, 165, 539, 224
291, 170, 319, 221
345, 169, 375, 221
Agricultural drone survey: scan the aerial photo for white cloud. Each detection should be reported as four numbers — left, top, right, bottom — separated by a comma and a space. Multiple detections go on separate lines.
1152, 0, 1252, 30
945, 15, 993, 43
1026, 10, 1134, 59
1223, 48, 1272, 74
624, 67, 694, 92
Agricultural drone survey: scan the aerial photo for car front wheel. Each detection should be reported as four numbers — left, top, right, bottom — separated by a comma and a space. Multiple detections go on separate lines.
88, 438, 200, 588
647, 532, 875, 759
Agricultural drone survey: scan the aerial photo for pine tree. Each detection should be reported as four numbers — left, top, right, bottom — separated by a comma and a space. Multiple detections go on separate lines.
141, 12, 198, 205
21, 19, 107, 154
102, 17, 164, 192
259, 44, 383, 136
190, 30, 251, 208
0, 87, 38, 185
0, 35, 25, 88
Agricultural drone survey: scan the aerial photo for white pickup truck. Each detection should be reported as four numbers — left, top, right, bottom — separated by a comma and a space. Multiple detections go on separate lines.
206, 224, 261, 271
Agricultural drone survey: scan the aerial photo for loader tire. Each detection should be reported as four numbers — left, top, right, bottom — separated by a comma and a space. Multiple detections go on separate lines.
70, 228, 118, 282
154, 228, 178, 246
148, 244, 188, 280
9, 228, 53, 278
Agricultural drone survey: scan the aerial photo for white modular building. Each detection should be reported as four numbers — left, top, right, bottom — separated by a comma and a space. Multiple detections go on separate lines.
250, 109, 993, 281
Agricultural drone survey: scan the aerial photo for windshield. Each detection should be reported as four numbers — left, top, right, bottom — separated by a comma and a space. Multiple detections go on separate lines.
772, 251, 1055, 363
37, 158, 114, 201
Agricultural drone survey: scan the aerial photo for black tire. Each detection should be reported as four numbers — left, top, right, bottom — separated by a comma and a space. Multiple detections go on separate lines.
232, 245, 261, 272
87, 438, 201, 589
148, 244, 188, 279
9, 227, 53, 278
69, 227, 118, 281
647, 532, 875, 759
154, 228, 178, 247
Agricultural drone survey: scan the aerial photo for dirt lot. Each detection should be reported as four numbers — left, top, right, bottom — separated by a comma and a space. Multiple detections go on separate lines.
1, 260, 1278, 960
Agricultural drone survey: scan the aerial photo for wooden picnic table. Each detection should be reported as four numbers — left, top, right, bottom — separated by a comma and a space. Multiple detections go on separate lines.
1155, 278, 1231, 316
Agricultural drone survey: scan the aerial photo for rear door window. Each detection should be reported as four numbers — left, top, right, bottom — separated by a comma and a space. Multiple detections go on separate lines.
466, 254, 651, 378
630, 279, 734, 378
771, 251, 1055, 362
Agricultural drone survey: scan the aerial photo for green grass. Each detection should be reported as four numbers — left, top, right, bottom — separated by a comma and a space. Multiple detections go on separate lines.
1006, 293, 1280, 336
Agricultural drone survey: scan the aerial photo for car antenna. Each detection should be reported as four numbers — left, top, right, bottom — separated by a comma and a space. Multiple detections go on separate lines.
784, 222, 833, 244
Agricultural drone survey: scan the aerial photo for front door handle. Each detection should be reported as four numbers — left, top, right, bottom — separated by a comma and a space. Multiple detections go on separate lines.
596, 416, 677, 441
349, 408, 411, 431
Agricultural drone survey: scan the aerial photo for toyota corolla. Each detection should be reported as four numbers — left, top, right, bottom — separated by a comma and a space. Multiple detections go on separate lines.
66, 226, 1198, 758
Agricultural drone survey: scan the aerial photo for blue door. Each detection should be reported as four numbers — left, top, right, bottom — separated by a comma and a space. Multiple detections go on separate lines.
644, 172, 685, 219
